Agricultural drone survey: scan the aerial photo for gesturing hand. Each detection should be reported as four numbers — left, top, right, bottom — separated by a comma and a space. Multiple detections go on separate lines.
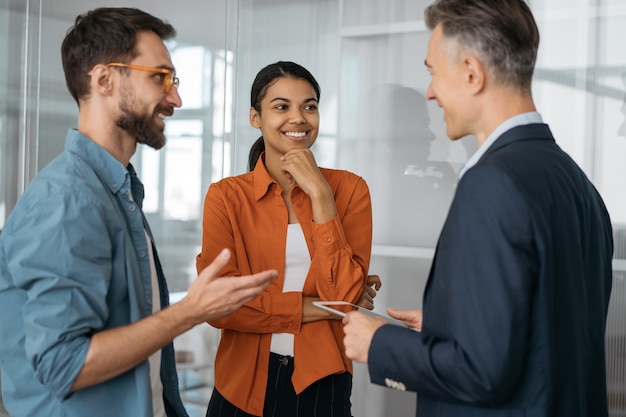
180, 249, 277, 324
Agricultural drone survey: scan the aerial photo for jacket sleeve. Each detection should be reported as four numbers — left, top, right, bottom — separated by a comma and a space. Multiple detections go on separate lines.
368, 165, 535, 405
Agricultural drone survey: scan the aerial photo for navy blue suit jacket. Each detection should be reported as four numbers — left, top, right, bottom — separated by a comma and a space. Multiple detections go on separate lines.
368, 124, 613, 417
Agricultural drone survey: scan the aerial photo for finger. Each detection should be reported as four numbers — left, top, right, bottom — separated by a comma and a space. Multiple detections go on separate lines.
357, 288, 375, 310
364, 285, 376, 298
387, 307, 410, 320
342, 311, 357, 327
242, 269, 278, 289
343, 310, 363, 325
367, 275, 382, 291
282, 171, 295, 184
231, 270, 277, 297
197, 249, 231, 282
227, 270, 277, 305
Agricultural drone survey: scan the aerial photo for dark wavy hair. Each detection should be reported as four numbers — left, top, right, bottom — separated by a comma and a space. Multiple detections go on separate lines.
247, 61, 321, 171
424, 0, 539, 92
61, 7, 176, 104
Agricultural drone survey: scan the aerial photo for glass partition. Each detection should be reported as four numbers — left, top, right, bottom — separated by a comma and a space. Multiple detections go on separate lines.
1, 2, 43, 414
1, 1, 625, 416
0, 0, 41, 232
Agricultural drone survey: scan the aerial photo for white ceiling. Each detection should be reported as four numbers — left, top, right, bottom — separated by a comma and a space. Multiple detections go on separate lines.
41, 0, 227, 48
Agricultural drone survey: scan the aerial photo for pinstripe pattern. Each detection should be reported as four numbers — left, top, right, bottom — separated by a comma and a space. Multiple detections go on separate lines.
205, 353, 352, 417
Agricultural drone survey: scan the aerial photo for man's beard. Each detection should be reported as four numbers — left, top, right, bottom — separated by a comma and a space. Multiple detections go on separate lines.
116, 98, 168, 150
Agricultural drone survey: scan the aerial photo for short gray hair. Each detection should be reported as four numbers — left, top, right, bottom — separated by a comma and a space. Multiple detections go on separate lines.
424, 0, 539, 92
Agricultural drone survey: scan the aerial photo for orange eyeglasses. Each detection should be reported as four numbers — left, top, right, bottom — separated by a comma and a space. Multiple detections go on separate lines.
107, 62, 180, 93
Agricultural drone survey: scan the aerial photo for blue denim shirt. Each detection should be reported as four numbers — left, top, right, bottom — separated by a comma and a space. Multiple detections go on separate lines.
0, 129, 188, 417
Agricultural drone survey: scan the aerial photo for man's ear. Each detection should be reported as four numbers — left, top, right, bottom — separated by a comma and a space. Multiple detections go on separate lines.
250, 107, 261, 128
88, 64, 114, 96
463, 56, 486, 94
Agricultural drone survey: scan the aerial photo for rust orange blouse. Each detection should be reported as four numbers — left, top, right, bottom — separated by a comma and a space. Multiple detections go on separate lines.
196, 156, 372, 416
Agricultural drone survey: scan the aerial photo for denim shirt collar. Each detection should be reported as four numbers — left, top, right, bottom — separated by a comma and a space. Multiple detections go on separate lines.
65, 129, 144, 207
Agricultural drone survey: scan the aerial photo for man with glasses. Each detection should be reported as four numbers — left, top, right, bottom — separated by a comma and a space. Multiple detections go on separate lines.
0, 8, 277, 417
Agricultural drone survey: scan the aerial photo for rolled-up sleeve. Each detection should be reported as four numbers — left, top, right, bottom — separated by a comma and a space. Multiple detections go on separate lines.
4, 191, 113, 398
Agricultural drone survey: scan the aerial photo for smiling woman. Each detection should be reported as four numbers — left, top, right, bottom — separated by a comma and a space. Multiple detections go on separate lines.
196, 61, 373, 417
3, 1, 626, 417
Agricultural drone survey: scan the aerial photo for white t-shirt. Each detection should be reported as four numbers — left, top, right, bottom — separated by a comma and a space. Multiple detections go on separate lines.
270, 224, 311, 356
130, 190, 166, 417
145, 230, 166, 417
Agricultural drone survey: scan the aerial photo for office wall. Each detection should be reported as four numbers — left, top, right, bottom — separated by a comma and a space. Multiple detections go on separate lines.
0, 1, 625, 416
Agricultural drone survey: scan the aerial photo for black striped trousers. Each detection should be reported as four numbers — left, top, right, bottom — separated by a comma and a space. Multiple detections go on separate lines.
206, 352, 352, 417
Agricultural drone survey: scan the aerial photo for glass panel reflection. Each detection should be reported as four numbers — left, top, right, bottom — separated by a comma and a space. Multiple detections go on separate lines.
1, 1, 626, 416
